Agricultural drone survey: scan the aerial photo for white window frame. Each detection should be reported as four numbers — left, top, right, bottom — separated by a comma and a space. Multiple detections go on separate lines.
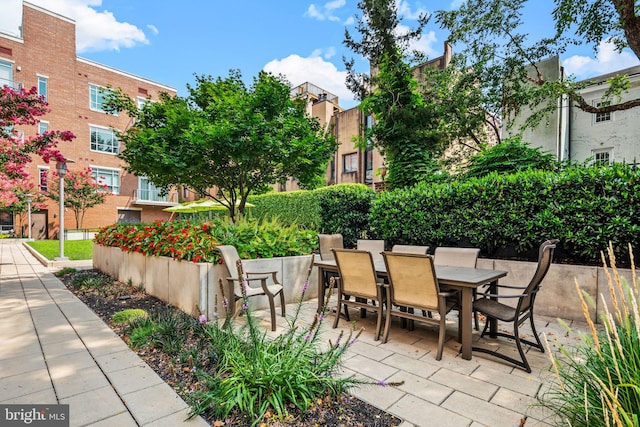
90, 124, 119, 155
592, 148, 613, 165
593, 100, 612, 124
38, 166, 49, 192
343, 152, 358, 173
137, 176, 168, 202
37, 74, 48, 102
89, 84, 116, 114
38, 120, 48, 135
91, 166, 121, 194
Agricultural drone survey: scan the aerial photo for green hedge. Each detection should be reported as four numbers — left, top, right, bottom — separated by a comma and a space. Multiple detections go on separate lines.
369, 164, 640, 264
248, 190, 320, 230
249, 184, 375, 248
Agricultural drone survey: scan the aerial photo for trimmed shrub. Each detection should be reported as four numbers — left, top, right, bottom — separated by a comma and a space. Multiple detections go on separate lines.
248, 190, 321, 229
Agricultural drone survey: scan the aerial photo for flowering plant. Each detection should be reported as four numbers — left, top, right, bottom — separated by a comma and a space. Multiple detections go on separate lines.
94, 217, 317, 263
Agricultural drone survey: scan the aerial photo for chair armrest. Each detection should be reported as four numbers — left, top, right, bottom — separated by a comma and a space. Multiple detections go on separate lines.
493, 284, 528, 290
246, 270, 280, 284
226, 275, 270, 282
477, 293, 527, 299
439, 290, 459, 298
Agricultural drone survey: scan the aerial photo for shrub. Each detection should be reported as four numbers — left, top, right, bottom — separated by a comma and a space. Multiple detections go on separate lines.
540, 243, 640, 425
315, 184, 376, 247
112, 309, 148, 324
94, 216, 317, 263
187, 257, 387, 424
248, 190, 321, 229
464, 136, 560, 178
69, 271, 111, 290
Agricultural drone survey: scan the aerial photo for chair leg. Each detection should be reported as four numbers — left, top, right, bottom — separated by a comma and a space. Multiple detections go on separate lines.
279, 291, 286, 316
436, 309, 447, 361
267, 295, 276, 331
528, 313, 545, 352
512, 321, 531, 373
333, 295, 342, 328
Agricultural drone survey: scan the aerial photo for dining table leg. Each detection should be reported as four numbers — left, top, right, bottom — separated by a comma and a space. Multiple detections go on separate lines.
460, 287, 473, 360
317, 265, 325, 313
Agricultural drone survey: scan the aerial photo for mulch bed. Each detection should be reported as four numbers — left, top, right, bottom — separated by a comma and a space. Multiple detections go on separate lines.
60, 269, 402, 427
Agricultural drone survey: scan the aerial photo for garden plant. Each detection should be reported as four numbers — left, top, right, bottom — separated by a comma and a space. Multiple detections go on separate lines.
541, 243, 640, 426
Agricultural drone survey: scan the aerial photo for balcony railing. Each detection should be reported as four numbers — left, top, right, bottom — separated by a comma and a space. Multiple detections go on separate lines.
132, 189, 178, 206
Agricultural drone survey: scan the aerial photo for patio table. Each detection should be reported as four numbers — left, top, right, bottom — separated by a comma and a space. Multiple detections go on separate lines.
314, 258, 507, 360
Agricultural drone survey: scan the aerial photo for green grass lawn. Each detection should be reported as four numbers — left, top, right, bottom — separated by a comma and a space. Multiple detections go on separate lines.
26, 240, 93, 260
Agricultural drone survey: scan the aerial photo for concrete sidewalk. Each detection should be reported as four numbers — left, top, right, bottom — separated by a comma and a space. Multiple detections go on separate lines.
0, 240, 208, 426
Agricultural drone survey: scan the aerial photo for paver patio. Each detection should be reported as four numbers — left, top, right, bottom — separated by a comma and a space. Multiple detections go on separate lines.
0, 240, 590, 426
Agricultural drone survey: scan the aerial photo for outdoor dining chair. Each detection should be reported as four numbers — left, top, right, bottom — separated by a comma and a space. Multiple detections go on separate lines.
331, 248, 385, 340
472, 239, 558, 372
381, 252, 459, 360
216, 245, 286, 331
434, 247, 481, 328
318, 233, 343, 289
357, 239, 385, 263
391, 244, 430, 254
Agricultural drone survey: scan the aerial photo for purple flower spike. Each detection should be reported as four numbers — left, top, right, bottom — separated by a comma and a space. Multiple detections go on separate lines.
242, 302, 249, 311
198, 314, 207, 324
305, 333, 312, 341
301, 280, 309, 296
222, 297, 229, 309
377, 380, 388, 387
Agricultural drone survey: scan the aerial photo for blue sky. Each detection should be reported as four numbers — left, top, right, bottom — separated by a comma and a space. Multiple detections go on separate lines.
2, 0, 639, 109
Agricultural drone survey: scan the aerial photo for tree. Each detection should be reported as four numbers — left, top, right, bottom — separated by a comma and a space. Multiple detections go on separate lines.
344, 0, 444, 189
0, 85, 75, 208
47, 167, 109, 228
436, 0, 640, 134
106, 71, 337, 222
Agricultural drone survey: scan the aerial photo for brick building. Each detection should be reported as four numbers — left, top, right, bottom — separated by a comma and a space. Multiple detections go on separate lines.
1, 2, 180, 239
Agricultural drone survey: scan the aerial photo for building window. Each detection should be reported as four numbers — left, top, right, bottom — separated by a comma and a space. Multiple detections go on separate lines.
89, 84, 115, 114
92, 167, 120, 194
137, 96, 149, 109
343, 153, 358, 173
183, 187, 189, 199
37, 75, 48, 102
138, 177, 168, 202
592, 149, 612, 165
594, 101, 612, 124
38, 121, 48, 135
38, 167, 49, 191
0, 60, 12, 89
90, 125, 119, 154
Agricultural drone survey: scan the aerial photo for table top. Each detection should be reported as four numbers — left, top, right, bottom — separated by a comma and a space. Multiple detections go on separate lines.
314, 258, 507, 288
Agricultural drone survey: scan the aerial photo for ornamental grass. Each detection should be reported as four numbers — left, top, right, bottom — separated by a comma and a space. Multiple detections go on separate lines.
541, 242, 640, 426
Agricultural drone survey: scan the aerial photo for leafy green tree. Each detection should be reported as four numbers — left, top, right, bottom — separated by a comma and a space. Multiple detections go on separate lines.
436, 0, 640, 134
464, 136, 560, 178
106, 71, 337, 222
47, 167, 109, 228
344, 0, 443, 189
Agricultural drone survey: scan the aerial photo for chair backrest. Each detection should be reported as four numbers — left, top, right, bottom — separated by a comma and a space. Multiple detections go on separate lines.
318, 234, 344, 261
391, 244, 430, 255
216, 245, 242, 280
521, 239, 558, 311
332, 248, 379, 299
382, 252, 440, 311
357, 239, 385, 263
434, 247, 480, 268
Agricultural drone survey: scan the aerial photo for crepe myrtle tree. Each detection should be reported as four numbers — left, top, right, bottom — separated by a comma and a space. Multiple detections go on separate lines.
47, 167, 109, 229
104, 70, 337, 222
436, 0, 640, 133
0, 85, 74, 208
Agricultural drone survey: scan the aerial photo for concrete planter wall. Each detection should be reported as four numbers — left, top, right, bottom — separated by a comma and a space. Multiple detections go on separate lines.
92, 244, 316, 320
94, 244, 634, 323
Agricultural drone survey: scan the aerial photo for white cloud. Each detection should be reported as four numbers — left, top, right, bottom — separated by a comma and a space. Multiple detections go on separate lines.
449, 0, 465, 9
396, 24, 439, 57
563, 40, 640, 79
396, 0, 428, 20
305, 0, 350, 24
29, 0, 149, 53
263, 53, 357, 109
147, 24, 159, 35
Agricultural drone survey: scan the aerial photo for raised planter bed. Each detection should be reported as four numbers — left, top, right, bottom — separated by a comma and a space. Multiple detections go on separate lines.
92, 244, 317, 320
93, 244, 634, 323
